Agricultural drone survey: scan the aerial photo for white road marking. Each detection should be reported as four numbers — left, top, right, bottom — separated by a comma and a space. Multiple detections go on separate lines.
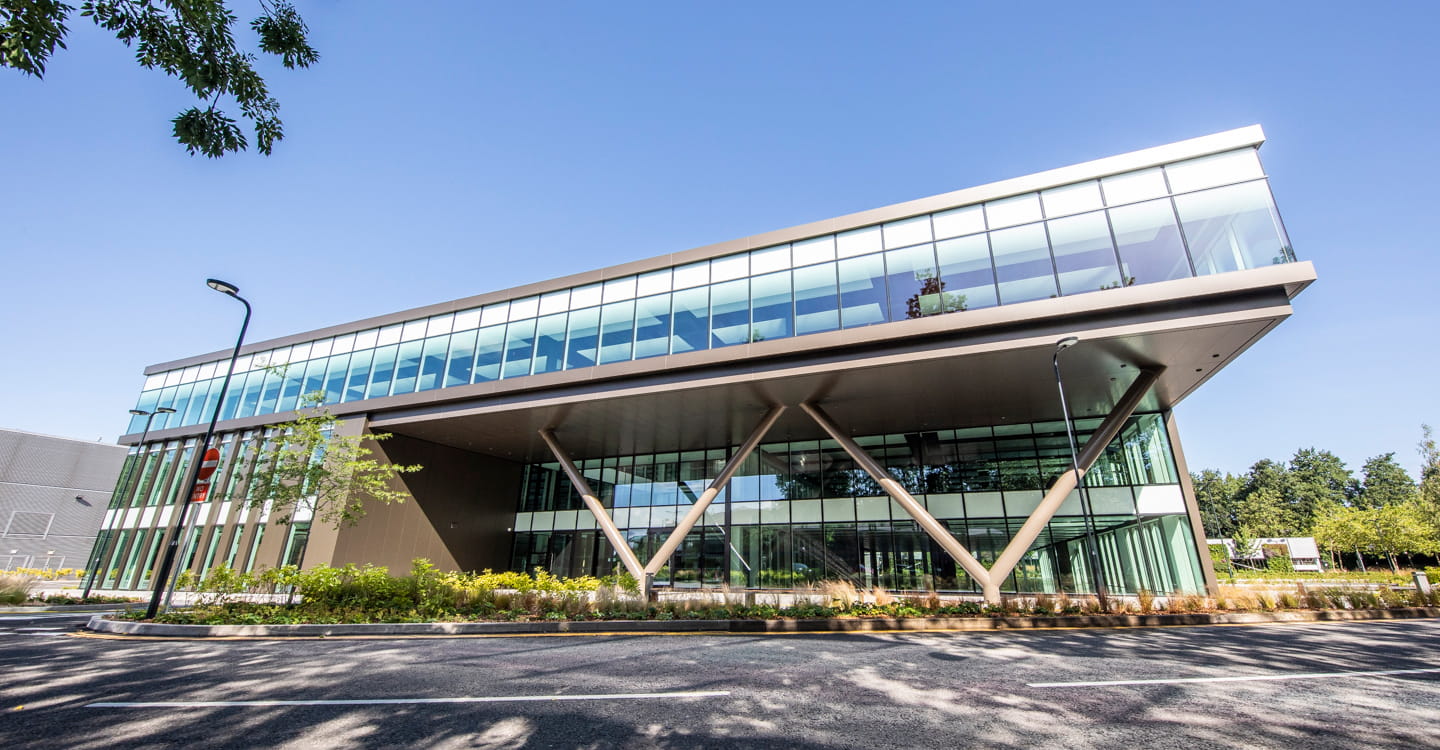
1029, 666, 1440, 688
15, 627, 67, 631
88, 690, 732, 708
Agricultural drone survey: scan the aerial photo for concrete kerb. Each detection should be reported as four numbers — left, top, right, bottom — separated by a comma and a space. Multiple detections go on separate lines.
86, 607, 1440, 639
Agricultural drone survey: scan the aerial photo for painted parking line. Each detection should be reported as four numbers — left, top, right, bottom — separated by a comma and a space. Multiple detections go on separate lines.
88, 690, 731, 708
1029, 666, 1440, 688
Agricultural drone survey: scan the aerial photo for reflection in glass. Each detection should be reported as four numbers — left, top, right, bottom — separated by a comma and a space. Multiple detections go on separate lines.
1109, 199, 1193, 284
532, 313, 568, 374
793, 262, 839, 335
1048, 212, 1122, 294
473, 325, 505, 382
633, 293, 672, 359
670, 286, 709, 354
709, 279, 750, 347
390, 339, 424, 395
443, 329, 477, 387
501, 318, 537, 378
564, 308, 599, 369
365, 344, 399, 398
750, 270, 793, 341
933, 235, 995, 311
884, 243, 943, 318
989, 224, 1057, 304
598, 300, 635, 364
1174, 181, 1293, 275
417, 334, 450, 392
838, 254, 887, 328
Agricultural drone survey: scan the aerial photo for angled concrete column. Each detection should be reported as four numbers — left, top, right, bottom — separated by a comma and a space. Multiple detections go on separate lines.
798, 402, 994, 591
642, 405, 786, 576
983, 367, 1163, 602
537, 429, 646, 586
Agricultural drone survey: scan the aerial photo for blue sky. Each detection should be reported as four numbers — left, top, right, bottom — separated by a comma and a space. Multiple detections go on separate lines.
2, 2, 1436, 480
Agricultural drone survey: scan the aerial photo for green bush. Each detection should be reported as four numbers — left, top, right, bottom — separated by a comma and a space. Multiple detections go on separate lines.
1265, 555, 1295, 574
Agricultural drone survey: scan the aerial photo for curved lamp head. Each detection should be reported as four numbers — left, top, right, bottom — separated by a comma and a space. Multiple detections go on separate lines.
1055, 336, 1080, 351
156, 407, 177, 414
129, 409, 150, 416
206, 278, 240, 296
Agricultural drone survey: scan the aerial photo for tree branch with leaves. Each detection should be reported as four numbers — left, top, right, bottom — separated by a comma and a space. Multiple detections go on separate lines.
1, 0, 316, 156
240, 392, 421, 566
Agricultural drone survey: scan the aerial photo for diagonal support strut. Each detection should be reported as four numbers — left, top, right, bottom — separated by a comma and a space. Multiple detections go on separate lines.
982, 367, 1163, 601
538, 429, 647, 585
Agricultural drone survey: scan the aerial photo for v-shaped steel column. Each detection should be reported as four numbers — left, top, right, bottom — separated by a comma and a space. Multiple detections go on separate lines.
982, 367, 1162, 601
538, 429, 646, 584
539, 404, 785, 598
642, 405, 786, 576
800, 367, 1161, 603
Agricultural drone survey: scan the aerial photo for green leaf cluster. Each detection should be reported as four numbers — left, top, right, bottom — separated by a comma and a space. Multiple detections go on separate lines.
1, 0, 316, 156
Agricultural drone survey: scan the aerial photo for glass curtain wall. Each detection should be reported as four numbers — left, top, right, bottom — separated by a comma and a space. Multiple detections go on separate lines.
510, 412, 1205, 595
130, 148, 1293, 434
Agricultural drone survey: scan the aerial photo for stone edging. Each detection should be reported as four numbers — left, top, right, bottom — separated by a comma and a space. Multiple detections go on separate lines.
86, 607, 1440, 638
0, 603, 140, 614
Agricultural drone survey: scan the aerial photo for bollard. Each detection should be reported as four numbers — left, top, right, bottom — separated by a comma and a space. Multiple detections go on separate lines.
1414, 571, 1432, 596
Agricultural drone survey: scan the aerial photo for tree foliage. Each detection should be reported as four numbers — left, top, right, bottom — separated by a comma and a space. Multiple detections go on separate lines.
1358, 452, 1418, 508
240, 393, 421, 538
1, 0, 316, 156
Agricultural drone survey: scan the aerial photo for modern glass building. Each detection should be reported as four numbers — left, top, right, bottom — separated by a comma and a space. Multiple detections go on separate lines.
87, 125, 1313, 600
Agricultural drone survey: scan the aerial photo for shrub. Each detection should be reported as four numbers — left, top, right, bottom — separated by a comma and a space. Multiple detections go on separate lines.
0, 573, 38, 605
1265, 555, 1295, 574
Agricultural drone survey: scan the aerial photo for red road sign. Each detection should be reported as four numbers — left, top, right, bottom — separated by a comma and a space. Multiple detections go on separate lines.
190, 482, 209, 503
197, 448, 221, 481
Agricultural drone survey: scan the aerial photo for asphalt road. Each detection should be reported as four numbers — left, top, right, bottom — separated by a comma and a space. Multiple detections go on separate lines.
1, 615, 1438, 749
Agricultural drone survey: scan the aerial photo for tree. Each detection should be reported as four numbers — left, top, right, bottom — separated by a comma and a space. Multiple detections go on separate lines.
1419, 425, 1440, 512
1287, 448, 1357, 524
1357, 453, 1418, 508
904, 272, 966, 318
1235, 486, 1295, 537
1, 0, 317, 156
1192, 469, 1243, 538
1371, 501, 1437, 573
239, 394, 421, 566
1311, 505, 1373, 570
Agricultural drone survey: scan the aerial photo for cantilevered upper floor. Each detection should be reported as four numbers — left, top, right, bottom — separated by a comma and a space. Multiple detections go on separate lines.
122, 125, 1313, 455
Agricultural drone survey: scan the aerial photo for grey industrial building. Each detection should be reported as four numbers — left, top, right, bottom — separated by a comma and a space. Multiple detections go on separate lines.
1, 428, 128, 571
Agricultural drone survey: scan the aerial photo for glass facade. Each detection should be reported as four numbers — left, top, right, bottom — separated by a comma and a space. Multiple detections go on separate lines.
127, 148, 1292, 435
509, 412, 1206, 595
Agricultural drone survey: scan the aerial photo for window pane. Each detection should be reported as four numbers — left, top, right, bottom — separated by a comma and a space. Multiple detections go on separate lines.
1102, 168, 1167, 205
935, 234, 996, 311
708, 278, 750, 347
838, 254, 887, 327
836, 226, 882, 258
564, 307, 600, 369
342, 349, 373, 402
273, 363, 305, 412
882, 216, 933, 249
986, 193, 1042, 229
255, 368, 284, 415
883, 243, 940, 319
750, 270, 793, 341
990, 223, 1057, 304
501, 318, 537, 378
932, 205, 985, 239
1165, 149, 1264, 193
633, 293, 672, 359
791, 235, 836, 266
531, 313, 568, 374
670, 286, 709, 354
390, 339, 424, 395
366, 344, 399, 398
793, 261, 839, 335
322, 353, 350, 404
1174, 181, 1293, 275
182, 380, 212, 425
417, 335, 450, 391
1041, 181, 1103, 218
236, 370, 264, 417
598, 299, 635, 364
1048, 212, 1122, 295
444, 328, 477, 387
1109, 199, 1193, 285
300, 357, 327, 402
473, 325, 505, 382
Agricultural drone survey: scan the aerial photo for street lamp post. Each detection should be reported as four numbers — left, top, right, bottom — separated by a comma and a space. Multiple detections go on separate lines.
144, 279, 251, 619
1053, 336, 1110, 603
81, 406, 174, 601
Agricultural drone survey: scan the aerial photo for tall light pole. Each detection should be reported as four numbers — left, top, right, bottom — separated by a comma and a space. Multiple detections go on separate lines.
81, 406, 174, 601
145, 279, 251, 619
1053, 336, 1109, 602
